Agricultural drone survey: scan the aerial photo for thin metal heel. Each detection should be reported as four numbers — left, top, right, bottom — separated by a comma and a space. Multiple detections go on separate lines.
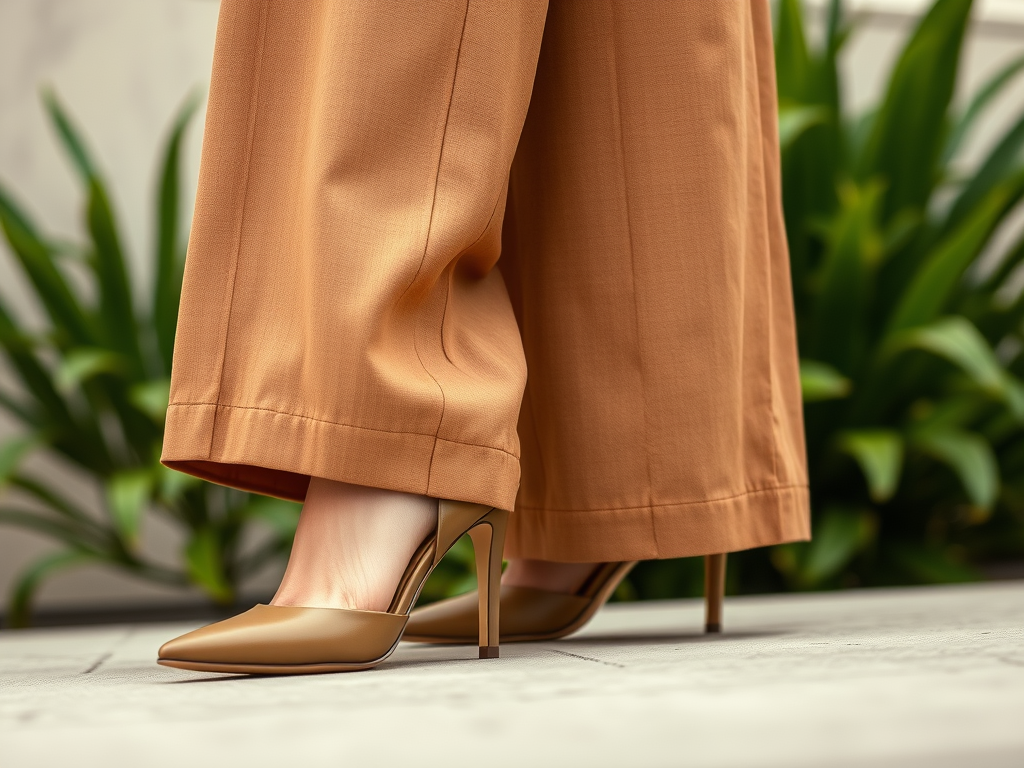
704, 553, 727, 633
468, 507, 509, 659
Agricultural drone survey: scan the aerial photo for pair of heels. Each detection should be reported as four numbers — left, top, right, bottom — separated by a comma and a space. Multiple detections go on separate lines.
157, 498, 728, 675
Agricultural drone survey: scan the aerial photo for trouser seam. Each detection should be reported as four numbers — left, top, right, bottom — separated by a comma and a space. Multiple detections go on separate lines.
411, 0, 471, 494
208, 0, 270, 460
606, 1, 659, 555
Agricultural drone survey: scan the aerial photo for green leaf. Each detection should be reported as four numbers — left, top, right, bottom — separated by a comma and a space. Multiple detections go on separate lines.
846, 109, 877, 170
0, 301, 74, 429
858, 0, 973, 222
884, 316, 1003, 390
800, 359, 852, 401
0, 508, 106, 552
823, 0, 847, 62
185, 528, 233, 603
774, 0, 812, 104
883, 316, 1024, 419
41, 87, 99, 183
779, 104, 828, 152
0, 435, 39, 488
0, 304, 114, 474
156, 462, 202, 502
883, 209, 923, 255
1005, 378, 1024, 423
8, 550, 96, 628
7, 475, 103, 530
885, 184, 1011, 334
55, 347, 126, 392
976, 230, 1024, 297
909, 394, 985, 433
40, 87, 143, 374
0, 389, 34, 427
801, 506, 876, 586
775, 0, 844, 288
808, 181, 884, 371
242, 496, 301, 539
912, 427, 999, 509
944, 115, 1024, 236
105, 469, 153, 547
444, 534, 478, 570
129, 379, 171, 423
837, 430, 904, 502
87, 180, 143, 373
944, 52, 1024, 164
47, 237, 90, 261
154, 90, 201, 374
0, 185, 94, 346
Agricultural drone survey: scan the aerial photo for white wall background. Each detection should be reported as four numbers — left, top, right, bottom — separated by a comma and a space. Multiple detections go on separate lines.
1, 0, 1023, 614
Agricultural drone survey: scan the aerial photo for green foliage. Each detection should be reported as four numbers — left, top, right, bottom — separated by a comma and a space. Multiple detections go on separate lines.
0, 89, 299, 627
632, 0, 1024, 598
776, 0, 1024, 590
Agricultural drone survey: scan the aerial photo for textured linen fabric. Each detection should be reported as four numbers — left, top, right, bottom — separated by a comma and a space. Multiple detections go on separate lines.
162, 0, 811, 562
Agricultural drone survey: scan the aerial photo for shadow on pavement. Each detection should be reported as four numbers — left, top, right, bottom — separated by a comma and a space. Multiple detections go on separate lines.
567, 629, 789, 646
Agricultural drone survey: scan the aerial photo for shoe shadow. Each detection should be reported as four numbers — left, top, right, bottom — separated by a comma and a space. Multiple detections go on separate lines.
559, 629, 789, 647
374, 655, 496, 673
162, 673, 282, 684
157, 650, 485, 681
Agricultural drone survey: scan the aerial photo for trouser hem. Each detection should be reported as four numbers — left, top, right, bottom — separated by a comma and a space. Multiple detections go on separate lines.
161, 402, 521, 511
505, 485, 811, 562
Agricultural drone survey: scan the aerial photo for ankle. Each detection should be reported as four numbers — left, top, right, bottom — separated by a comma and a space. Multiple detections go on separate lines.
271, 478, 437, 612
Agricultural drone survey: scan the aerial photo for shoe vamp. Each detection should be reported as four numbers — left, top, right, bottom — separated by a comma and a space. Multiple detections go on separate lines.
159, 604, 408, 665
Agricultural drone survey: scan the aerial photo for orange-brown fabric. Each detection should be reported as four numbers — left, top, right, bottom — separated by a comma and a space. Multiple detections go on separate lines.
162, 0, 811, 563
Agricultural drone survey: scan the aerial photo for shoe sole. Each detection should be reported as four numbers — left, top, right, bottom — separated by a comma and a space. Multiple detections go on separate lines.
157, 658, 383, 675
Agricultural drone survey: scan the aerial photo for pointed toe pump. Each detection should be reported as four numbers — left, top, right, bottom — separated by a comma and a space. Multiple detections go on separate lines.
404, 553, 728, 644
157, 500, 508, 675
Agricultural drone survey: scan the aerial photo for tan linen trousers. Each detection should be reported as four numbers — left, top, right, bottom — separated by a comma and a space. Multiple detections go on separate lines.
162, 0, 811, 562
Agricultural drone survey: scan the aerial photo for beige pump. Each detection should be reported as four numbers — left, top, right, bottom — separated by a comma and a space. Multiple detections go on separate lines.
405, 553, 729, 644
158, 500, 508, 675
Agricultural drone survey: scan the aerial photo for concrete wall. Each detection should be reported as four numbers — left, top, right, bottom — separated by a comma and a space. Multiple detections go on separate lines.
1, 0, 1023, 613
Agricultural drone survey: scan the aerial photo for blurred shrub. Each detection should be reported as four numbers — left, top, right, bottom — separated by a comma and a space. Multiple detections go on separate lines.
0, 90, 300, 626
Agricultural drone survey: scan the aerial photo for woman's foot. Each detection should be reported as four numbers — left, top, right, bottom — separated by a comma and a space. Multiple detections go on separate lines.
271, 477, 436, 612
501, 558, 603, 595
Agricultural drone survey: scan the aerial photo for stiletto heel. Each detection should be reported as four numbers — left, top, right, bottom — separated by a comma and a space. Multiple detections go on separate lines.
157, 498, 506, 675
704, 553, 727, 633
467, 507, 509, 659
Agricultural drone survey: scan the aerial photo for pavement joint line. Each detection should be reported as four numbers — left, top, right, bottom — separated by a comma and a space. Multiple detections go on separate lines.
81, 652, 111, 675
77, 626, 135, 675
547, 648, 625, 668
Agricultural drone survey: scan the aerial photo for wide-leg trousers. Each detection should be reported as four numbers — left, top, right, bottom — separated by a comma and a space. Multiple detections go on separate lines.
162, 0, 811, 562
